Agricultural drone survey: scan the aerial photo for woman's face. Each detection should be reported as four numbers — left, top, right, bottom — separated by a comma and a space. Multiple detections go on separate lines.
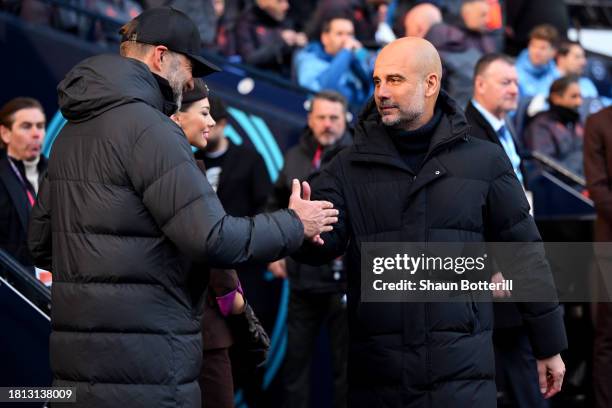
175, 98, 216, 149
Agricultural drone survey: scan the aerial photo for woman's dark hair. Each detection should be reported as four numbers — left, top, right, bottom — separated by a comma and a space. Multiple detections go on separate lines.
179, 79, 209, 112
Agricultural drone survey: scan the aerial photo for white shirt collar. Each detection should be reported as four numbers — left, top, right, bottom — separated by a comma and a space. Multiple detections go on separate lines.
471, 99, 505, 133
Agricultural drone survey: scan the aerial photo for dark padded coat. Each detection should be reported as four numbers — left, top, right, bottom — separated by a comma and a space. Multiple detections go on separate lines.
27, 54, 304, 408
295, 92, 567, 407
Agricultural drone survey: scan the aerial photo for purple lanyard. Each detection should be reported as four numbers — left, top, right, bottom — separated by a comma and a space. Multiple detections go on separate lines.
7, 157, 35, 207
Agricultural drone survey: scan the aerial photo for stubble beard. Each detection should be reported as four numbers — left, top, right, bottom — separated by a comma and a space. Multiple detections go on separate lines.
165, 54, 187, 111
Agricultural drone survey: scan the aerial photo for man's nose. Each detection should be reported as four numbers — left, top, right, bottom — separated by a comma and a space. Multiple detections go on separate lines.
508, 82, 518, 95
31, 129, 44, 139
376, 84, 390, 99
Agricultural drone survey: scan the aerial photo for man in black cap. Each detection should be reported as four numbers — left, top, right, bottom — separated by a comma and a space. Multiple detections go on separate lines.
28, 7, 338, 408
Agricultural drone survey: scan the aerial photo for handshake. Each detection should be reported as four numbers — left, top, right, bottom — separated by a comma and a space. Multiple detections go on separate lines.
287, 178, 338, 245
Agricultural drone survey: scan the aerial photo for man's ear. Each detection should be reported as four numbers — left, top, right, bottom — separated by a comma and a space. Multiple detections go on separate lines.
474, 75, 484, 96
0, 124, 11, 146
170, 112, 181, 126
149, 45, 168, 74
424, 72, 440, 98
549, 93, 560, 106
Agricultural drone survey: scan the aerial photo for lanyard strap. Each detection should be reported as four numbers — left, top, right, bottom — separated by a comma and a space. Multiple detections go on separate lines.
312, 145, 322, 170
7, 158, 36, 207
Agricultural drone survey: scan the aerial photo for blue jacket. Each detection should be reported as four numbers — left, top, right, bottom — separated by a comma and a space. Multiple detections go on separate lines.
516, 49, 557, 98
295, 42, 371, 107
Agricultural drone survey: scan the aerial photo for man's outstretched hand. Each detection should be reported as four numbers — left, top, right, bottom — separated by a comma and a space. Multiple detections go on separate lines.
288, 179, 338, 245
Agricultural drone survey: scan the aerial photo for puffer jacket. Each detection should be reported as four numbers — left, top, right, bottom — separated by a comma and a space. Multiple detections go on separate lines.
295, 92, 567, 407
27, 54, 303, 408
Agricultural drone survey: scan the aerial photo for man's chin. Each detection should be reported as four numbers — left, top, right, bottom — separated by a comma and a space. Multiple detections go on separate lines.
381, 116, 400, 127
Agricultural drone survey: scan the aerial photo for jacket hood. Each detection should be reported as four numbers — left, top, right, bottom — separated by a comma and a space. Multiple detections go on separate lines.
58, 54, 165, 123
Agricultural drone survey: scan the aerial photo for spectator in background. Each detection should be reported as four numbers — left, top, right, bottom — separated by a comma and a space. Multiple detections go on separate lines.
235, 0, 307, 76
458, 0, 497, 54
515, 24, 559, 99
505, 0, 570, 56
0, 97, 47, 270
165, 0, 217, 47
405, 2, 481, 108
465, 54, 551, 408
268, 91, 351, 408
295, 13, 371, 108
195, 95, 272, 217
466, 54, 525, 185
372, 0, 397, 46
583, 106, 612, 408
212, 0, 236, 56
403, 2, 441, 38
524, 75, 584, 176
555, 41, 600, 99
87, 0, 143, 44
288, 0, 319, 32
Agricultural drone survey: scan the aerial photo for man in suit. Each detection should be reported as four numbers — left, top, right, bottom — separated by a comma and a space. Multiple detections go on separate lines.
583, 106, 612, 408
0, 97, 47, 270
465, 53, 548, 408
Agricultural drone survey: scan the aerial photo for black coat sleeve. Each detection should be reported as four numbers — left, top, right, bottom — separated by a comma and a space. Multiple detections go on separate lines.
128, 122, 304, 267
292, 160, 350, 265
28, 173, 52, 271
485, 152, 567, 359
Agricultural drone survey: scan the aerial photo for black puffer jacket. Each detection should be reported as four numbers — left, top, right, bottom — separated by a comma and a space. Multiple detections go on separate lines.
27, 54, 303, 408
295, 92, 567, 407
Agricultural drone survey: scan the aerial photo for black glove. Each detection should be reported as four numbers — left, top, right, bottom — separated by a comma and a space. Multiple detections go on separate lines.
227, 301, 271, 369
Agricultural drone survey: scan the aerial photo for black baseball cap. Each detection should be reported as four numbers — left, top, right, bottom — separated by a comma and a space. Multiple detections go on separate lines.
120, 7, 220, 77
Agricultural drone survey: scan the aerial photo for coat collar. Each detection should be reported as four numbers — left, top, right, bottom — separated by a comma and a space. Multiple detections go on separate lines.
0, 150, 30, 232
350, 91, 470, 174
465, 101, 521, 148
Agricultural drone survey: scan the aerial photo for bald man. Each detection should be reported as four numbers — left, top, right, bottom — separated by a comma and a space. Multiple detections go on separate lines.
404, 3, 441, 38
295, 38, 567, 407
404, 2, 483, 108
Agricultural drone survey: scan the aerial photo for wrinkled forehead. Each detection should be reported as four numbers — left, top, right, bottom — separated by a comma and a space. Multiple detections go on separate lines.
374, 52, 411, 76
374, 55, 430, 82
